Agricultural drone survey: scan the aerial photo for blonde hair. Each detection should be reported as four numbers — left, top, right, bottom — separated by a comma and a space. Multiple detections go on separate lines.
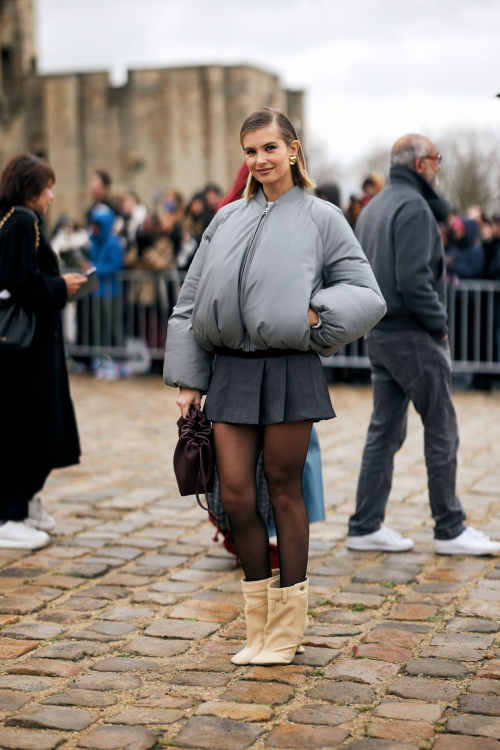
240, 108, 316, 201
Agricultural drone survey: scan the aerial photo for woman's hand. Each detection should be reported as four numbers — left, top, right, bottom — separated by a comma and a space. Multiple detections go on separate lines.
308, 308, 320, 327
177, 388, 202, 418
63, 273, 87, 298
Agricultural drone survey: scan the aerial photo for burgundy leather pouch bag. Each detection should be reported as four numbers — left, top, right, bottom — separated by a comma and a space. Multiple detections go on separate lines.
173, 405, 218, 522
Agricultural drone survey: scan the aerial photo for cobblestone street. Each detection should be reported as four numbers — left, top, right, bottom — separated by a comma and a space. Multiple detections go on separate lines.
0, 376, 500, 749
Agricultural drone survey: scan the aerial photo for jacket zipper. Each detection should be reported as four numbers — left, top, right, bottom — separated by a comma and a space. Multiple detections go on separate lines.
238, 204, 272, 350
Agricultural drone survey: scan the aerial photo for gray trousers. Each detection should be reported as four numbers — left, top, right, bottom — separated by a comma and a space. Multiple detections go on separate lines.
349, 329, 466, 540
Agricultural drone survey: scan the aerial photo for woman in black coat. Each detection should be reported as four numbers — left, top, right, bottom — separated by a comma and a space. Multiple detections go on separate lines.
0, 153, 87, 549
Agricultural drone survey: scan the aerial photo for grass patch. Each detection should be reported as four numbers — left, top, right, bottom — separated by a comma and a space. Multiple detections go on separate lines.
349, 603, 366, 612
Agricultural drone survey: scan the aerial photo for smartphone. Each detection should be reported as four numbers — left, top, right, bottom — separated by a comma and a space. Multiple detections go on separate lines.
71, 266, 99, 301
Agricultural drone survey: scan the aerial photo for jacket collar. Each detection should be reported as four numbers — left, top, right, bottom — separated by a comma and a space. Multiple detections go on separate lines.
254, 185, 305, 207
389, 165, 440, 203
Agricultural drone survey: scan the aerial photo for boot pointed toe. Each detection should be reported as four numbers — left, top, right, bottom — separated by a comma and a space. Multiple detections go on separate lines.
250, 650, 293, 666
231, 648, 256, 666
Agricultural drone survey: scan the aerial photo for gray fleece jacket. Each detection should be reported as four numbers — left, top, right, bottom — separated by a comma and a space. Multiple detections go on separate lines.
164, 185, 386, 392
355, 166, 448, 339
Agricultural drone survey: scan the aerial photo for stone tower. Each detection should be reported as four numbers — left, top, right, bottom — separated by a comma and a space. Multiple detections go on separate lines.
0, 0, 42, 161
0, 1, 305, 222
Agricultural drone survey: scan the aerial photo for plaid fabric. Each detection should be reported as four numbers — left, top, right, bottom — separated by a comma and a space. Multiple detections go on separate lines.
208, 426, 325, 533
209, 450, 274, 531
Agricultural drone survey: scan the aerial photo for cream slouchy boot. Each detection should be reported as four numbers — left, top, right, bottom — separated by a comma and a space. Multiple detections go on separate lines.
250, 577, 309, 666
231, 569, 280, 666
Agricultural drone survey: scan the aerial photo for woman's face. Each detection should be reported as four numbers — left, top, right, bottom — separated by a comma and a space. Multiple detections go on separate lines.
27, 184, 54, 216
242, 125, 298, 190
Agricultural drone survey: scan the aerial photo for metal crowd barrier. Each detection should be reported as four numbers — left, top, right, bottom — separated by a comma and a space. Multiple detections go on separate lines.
62, 272, 500, 374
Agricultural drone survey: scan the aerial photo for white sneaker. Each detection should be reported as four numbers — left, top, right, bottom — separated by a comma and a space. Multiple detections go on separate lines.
0, 521, 50, 550
26, 496, 57, 533
435, 527, 500, 556
346, 524, 415, 552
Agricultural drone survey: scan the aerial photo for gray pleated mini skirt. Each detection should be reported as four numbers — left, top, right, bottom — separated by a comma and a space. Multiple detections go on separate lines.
203, 347, 336, 425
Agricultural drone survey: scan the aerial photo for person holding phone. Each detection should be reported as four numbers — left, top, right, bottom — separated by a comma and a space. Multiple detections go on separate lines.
0, 153, 86, 549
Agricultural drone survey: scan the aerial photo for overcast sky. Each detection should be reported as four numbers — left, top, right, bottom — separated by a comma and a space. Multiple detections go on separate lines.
37, 0, 500, 174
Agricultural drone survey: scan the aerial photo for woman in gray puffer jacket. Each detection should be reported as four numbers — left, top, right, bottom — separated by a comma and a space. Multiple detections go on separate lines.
164, 108, 386, 666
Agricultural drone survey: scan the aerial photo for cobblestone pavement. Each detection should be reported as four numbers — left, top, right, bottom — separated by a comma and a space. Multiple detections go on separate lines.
1, 377, 500, 749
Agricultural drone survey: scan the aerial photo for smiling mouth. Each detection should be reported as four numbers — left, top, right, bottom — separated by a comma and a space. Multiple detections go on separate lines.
257, 168, 273, 174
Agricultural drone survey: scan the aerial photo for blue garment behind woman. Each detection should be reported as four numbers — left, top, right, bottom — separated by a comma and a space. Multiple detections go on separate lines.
267, 426, 325, 536
210, 426, 325, 536
89, 204, 123, 298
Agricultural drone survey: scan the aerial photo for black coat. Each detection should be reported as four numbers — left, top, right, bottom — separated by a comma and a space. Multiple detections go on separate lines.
0, 208, 80, 470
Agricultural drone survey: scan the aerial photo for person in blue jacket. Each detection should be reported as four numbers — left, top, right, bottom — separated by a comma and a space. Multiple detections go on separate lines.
89, 204, 124, 297
88, 204, 124, 376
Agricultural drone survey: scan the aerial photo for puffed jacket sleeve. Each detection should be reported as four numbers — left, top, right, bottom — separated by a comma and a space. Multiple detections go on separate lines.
163, 215, 219, 392
309, 207, 386, 356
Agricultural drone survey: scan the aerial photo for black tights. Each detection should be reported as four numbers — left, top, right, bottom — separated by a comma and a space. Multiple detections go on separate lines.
213, 421, 312, 588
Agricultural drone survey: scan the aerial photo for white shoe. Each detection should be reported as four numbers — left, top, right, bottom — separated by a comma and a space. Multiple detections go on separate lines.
435, 527, 500, 556
0, 521, 50, 550
26, 496, 57, 533
346, 524, 415, 552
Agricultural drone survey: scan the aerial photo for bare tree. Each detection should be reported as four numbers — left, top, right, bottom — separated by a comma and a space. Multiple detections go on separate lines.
306, 139, 345, 189
353, 129, 500, 215
437, 129, 500, 214
364, 146, 390, 182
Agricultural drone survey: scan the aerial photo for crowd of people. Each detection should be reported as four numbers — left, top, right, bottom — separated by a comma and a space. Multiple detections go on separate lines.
54, 171, 224, 278
53, 172, 226, 378
51, 163, 500, 381
342, 172, 500, 283
57, 167, 500, 286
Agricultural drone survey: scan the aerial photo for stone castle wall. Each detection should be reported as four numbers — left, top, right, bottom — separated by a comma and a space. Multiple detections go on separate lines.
41, 65, 304, 221
0, 2, 304, 223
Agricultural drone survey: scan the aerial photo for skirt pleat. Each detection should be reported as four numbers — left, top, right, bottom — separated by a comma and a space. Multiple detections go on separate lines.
204, 350, 335, 425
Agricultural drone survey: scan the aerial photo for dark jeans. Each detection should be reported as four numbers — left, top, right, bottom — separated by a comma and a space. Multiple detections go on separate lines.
349, 329, 466, 540
1, 468, 51, 521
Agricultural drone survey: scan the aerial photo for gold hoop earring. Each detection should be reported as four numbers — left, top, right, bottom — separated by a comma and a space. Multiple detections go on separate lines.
289, 155, 297, 166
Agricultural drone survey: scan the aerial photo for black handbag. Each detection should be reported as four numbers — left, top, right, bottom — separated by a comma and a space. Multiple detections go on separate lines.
173, 405, 218, 522
0, 207, 38, 351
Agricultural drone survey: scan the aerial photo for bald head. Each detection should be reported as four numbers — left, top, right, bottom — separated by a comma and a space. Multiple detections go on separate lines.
390, 134, 441, 188
391, 134, 435, 169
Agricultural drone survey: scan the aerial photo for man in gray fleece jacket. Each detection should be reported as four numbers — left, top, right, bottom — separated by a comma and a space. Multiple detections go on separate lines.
347, 134, 500, 556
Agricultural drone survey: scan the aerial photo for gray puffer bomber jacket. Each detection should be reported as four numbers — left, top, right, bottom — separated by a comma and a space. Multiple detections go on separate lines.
164, 185, 386, 392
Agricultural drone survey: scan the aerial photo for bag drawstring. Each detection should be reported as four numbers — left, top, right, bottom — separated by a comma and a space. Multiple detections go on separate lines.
195, 445, 219, 523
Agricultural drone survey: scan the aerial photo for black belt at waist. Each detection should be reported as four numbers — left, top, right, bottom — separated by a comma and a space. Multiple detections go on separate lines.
214, 347, 307, 359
